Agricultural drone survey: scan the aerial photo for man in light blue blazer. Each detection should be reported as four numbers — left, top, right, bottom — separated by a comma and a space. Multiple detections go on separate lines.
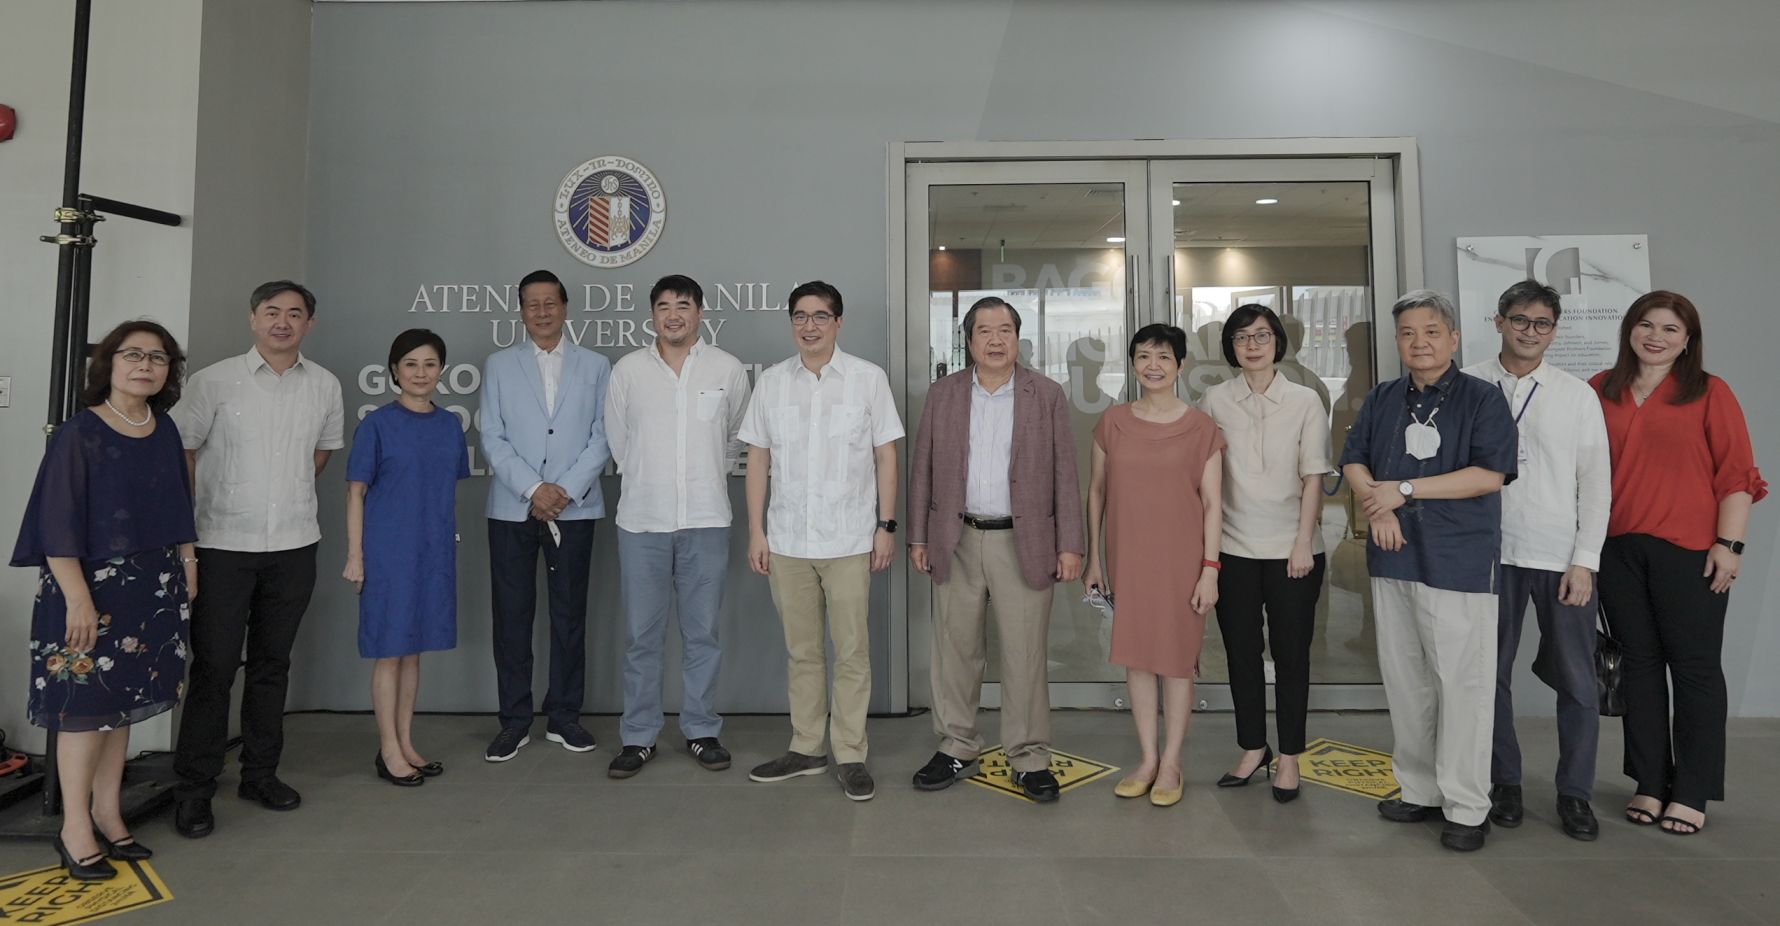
479, 269, 612, 762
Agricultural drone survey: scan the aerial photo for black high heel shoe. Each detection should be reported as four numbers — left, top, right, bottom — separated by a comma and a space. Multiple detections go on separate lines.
93, 827, 153, 860
375, 751, 425, 787
54, 835, 118, 881
1217, 746, 1274, 788
1272, 755, 1302, 803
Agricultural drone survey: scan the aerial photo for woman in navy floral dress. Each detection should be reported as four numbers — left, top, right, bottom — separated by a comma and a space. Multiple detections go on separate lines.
11, 321, 198, 880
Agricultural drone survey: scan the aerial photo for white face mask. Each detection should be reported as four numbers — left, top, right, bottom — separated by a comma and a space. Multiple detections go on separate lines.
1405, 407, 1442, 460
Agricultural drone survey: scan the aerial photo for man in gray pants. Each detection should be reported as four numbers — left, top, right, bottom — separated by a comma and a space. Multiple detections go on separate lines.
1464, 280, 1611, 840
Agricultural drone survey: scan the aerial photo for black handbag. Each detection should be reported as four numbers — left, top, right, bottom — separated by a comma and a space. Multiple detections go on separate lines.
1595, 603, 1626, 718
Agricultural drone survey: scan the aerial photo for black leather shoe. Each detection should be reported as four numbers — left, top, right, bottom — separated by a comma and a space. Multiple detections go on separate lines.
238, 776, 302, 811
1441, 819, 1490, 852
1489, 783, 1524, 827
175, 798, 214, 839
1377, 799, 1442, 823
686, 737, 731, 771
1557, 796, 1600, 841
93, 828, 153, 861
412, 760, 444, 778
375, 752, 425, 787
1014, 769, 1061, 803
912, 751, 978, 791
54, 836, 118, 881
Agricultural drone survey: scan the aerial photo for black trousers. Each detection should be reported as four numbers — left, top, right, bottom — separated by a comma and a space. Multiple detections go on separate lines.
489, 517, 596, 730
1216, 553, 1325, 755
174, 544, 317, 799
1597, 533, 1729, 808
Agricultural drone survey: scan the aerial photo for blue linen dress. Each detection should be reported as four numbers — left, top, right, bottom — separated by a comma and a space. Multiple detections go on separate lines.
11, 409, 199, 731
347, 401, 470, 658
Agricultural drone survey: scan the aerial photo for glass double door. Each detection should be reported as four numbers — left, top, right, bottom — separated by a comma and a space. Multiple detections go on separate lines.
904, 157, 1400, 709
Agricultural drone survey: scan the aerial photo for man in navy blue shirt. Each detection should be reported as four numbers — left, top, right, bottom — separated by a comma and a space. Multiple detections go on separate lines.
1340, 289, 1517, 852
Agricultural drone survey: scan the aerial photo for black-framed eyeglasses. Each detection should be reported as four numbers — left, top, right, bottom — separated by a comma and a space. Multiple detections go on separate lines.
791, 312, 836, 327
115, 349, 172, 367
1230, 331, 1274, 346
1505, 315, 1556, 335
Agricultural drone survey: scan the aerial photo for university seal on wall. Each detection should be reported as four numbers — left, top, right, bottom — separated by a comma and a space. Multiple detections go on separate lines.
554, 156, 666, 267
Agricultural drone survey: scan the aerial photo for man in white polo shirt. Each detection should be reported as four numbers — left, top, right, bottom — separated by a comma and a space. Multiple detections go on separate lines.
1463, 279, 1611, 841
739, 281, 903, 801
603, 274, 751, 779
171, 280, 344, 838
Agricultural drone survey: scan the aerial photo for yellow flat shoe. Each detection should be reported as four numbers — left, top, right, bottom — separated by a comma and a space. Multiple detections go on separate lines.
1149, 784, 1183, 807
1114, 775, 1154, 799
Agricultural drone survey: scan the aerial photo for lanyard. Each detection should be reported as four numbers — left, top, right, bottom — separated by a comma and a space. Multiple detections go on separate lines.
1500, 379, 1540, 426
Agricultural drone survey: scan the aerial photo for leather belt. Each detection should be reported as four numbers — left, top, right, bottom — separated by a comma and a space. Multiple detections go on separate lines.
960, 514, 1014, 531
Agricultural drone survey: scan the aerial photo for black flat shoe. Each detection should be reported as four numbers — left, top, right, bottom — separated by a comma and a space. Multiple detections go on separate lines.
175, 798, 214, 839
238, 776, 302, 810
54, 836, 118, 881
1217, 746, 1273, 787
1557, 796, 1599, 841
411, 760, 444, 777
375, 751, 425, 787
1488, 783, 1524, 827
93, 827, 153, 861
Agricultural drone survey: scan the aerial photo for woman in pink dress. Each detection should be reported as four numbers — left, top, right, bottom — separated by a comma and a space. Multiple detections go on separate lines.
1084, 324, 1226, 807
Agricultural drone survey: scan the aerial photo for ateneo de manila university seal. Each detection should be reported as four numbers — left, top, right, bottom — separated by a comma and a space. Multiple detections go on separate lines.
554, 156, 667, 267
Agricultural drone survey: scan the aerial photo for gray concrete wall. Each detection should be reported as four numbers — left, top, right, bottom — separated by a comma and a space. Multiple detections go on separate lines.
297, 0, 1779, 716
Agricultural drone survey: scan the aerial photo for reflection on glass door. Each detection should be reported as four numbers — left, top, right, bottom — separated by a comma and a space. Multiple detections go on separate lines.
1158, 176, 1387, 687
922, 172, 1147, 686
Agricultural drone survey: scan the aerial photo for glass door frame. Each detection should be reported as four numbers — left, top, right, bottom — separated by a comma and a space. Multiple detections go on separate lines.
886, 139, 1424, 714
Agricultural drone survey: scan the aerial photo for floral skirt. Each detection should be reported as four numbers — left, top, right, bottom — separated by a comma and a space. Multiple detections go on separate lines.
28, 546, 191, 732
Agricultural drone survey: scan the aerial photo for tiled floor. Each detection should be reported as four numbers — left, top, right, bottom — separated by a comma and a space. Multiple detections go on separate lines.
2, 711, 1776, 925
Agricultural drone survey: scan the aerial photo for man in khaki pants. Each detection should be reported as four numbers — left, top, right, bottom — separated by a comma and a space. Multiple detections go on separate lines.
908, 297, 1085, 803
741, 281, 903, 801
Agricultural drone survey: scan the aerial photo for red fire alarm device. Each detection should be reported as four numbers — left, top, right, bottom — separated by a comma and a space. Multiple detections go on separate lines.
0, 105, 15, 142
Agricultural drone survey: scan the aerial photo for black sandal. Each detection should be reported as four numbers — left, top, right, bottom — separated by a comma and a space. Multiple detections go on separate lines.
1624, 805, 1659, 826
1659, 815, 1704, 835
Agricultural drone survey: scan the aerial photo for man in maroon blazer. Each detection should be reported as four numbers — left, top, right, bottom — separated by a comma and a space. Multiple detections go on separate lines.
908, 296, 1086, 802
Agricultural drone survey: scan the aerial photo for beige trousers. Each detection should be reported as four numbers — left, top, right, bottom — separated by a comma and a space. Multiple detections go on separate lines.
931, 526, 1055, 773
1371, 577, 1498, 827
767, 552, 872, 764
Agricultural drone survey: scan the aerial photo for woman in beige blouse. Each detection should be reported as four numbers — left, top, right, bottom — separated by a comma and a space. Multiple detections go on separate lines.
1200, 305, 1331, 803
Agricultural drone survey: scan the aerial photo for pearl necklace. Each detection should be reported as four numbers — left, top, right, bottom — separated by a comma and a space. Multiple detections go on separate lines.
105, 398, 151, 427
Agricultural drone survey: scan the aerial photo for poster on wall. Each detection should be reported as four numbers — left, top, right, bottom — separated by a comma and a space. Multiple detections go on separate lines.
1456, 234, 1650, 378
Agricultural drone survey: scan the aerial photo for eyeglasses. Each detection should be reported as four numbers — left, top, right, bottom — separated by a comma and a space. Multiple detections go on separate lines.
115, 349, 173, 367
1505, 315, 1557, 335
791, 312, 836, 327
1230, 331, 1274, 347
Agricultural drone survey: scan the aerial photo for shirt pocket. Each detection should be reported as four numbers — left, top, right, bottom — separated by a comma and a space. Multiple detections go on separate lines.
695, 388, 726, 423
826, 404, 868, 483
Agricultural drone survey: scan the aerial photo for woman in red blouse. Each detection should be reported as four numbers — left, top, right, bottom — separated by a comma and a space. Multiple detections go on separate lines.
1591, 291, 1765, 836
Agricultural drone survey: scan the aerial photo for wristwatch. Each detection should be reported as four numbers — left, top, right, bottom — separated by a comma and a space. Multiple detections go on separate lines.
1397, 481, 1415, 499
1715, 537, 1745, 555
878, 519, 898, 534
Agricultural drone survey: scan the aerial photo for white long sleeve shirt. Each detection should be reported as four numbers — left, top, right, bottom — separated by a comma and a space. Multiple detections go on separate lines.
1463, 357, 1611, 572
605, 340, 750, 533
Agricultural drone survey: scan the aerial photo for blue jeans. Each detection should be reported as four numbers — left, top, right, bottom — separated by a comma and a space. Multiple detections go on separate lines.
1491, 564, 1600, 800
617, 527, 729, 746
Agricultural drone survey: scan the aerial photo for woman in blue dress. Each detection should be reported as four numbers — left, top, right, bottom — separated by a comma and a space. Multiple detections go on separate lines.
12, 321, 198, 881
343, 329, 469, 787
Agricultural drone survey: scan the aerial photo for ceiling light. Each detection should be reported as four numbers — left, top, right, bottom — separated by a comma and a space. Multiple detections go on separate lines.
1106, 236, 1126, 243
1255, 198, 1279, 205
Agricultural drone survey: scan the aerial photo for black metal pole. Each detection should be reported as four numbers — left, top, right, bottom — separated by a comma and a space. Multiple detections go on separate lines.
44, 0, 92, 434
38, 0, 95, 819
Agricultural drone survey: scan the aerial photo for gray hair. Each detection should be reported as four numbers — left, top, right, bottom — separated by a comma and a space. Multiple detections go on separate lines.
1390, 288, 1458, 330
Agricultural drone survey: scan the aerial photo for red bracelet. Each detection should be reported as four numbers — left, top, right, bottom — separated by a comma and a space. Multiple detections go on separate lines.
1202, 559, 1222, 571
